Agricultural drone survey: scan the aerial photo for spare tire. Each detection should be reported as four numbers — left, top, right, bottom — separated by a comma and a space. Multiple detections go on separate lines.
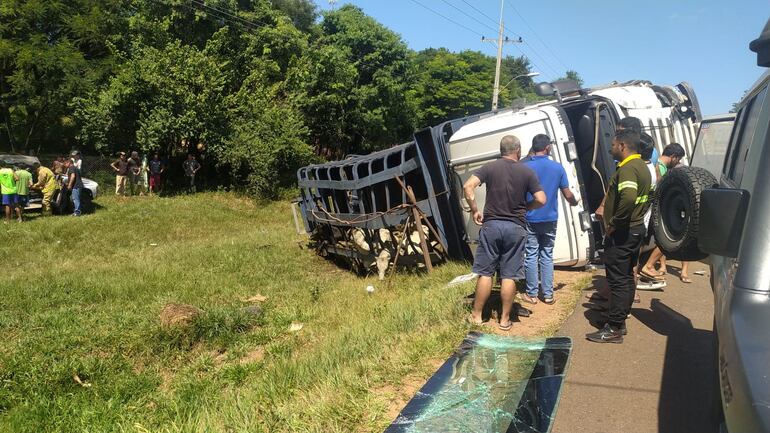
653, 166, 717, 261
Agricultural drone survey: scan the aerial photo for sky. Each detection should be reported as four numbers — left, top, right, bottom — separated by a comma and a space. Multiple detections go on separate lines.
313, 0, 769, 116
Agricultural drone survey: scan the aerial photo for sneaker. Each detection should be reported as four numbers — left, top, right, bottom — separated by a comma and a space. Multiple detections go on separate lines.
586, 324, 624, 344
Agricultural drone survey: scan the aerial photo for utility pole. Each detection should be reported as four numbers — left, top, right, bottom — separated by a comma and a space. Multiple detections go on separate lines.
482, 0, 522, 110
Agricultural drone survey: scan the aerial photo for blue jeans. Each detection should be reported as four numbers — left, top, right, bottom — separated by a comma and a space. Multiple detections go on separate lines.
525, 221, 557, 298
70, 188, 81, 216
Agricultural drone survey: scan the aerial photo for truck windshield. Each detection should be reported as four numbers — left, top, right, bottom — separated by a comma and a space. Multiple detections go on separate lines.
691, 119, 734, 179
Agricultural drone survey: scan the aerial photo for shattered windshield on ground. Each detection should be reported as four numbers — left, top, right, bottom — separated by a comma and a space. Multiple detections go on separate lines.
386, 333, 572, 433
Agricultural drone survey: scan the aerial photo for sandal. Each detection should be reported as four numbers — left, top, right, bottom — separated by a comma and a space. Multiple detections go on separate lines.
498, 321, 513, 331
520, 294, 539, 305
639, 269, 665, 281
680, 275, 692, 284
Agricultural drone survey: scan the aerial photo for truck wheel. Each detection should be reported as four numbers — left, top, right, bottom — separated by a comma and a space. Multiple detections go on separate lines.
652, 166, 717, 261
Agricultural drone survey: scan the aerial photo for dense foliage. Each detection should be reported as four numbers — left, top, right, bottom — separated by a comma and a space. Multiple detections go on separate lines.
0, 0, 576, 197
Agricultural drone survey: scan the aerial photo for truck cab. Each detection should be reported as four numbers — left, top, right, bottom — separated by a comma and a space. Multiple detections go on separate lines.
444, 79, 700, 266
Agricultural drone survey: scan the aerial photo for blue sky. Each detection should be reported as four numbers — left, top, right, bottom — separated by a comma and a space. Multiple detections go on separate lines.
313, 0, 769, 116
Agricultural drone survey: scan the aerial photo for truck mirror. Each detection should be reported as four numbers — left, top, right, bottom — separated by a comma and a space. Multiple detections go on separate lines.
698, 188, 750, 258
564, 141, 578, 161
534, 82, 555, 97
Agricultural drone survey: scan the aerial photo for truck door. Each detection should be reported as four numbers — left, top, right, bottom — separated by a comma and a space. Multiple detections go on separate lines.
447, 113, 578, 261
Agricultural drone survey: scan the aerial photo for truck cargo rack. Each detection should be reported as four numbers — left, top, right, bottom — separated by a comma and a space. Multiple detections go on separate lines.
296, 128, 472, 277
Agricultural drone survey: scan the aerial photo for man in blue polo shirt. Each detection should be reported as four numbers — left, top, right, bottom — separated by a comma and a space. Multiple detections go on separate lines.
522, 134, 579, 305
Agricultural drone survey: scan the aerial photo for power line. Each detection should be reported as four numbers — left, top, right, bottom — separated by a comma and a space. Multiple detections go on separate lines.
408, 0, 483, 37
506, 0, 570, 72
437, 0, 498, 35
459, 0, 499, 27
448, 0, 553, 81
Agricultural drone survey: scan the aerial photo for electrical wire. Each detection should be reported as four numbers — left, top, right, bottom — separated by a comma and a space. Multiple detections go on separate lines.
437, 0, 499, 35
407, 0, 483, 37
506, 0, 571, 72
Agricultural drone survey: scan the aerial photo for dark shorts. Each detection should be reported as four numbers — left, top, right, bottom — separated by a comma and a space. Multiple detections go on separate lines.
1, 194, 18, 206
17, 195, 29, 207
472, 219, 527, 280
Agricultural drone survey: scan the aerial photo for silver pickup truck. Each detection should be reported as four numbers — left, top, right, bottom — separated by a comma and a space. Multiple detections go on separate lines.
654, 18, 770, 433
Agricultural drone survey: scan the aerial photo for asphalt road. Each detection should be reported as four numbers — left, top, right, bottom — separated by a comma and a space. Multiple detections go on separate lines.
552, 260, 718, 433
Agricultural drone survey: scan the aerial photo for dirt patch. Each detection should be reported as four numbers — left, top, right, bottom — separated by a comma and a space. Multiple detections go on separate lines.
379, 358, 444, 423
480, 269, 592, 337
240, 347, 265, 364
159, 303, 202, 328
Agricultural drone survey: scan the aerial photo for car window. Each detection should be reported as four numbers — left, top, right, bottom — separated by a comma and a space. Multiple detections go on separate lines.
726, 86, 768, 185
691, 119, 734, 180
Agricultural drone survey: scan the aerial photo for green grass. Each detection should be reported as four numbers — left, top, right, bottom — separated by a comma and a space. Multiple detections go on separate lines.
0, 192, 493, 433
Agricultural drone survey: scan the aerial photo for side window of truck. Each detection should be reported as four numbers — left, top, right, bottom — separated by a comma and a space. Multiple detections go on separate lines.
725, 86, 768, 186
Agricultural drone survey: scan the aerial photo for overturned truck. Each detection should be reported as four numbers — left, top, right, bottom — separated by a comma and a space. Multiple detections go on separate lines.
296, 79, 702, 277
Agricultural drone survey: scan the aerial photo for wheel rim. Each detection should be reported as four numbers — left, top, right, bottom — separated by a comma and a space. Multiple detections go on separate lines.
661, 185, 688, 241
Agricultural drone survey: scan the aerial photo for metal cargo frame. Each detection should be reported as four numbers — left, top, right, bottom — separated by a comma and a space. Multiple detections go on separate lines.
296, 127, 474, 267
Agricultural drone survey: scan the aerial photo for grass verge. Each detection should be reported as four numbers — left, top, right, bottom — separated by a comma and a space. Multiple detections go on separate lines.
0, 192, 586, 432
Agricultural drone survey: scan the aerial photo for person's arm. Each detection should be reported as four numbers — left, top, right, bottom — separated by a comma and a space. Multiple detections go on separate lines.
595, 196, 606, 220
561, 187, 578, 206
607, 171, 638, 232
525, 171, 546, 210
193, 162, 201, 174
111, 160, 119, 172
558, 167, 579, 206
463, 175, 483, 225
527, 191, 546, 210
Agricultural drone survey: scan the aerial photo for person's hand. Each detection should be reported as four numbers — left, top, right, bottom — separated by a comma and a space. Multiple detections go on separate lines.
472, 210, 483, 226
595, 204, 604, 220
606, 225, 615, 236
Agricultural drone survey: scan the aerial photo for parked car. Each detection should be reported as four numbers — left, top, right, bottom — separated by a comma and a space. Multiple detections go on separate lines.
654, 18, 770, 432
0, 154, 99, 214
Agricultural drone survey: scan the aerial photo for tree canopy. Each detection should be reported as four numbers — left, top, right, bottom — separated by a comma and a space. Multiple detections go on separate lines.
0, 0, 578, 197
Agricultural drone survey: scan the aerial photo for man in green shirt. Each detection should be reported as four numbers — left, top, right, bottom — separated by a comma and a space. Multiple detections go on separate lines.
14, 166, 32, 222
587, 129, 652, 344
0, 162, 20, 223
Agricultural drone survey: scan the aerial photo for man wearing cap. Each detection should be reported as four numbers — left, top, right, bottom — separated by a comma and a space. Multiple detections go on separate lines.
111, 152, 129, 196
65, 158, 84, 216
463, 135, 546, 331
522, 134, 579, 305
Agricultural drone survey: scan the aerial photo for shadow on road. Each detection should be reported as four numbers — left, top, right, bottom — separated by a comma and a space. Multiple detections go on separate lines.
632, 298, 717, 433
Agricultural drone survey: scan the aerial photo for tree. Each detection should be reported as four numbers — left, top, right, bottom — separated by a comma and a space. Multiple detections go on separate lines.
296, 5, 417, 157
0, 0, 128, 154
75, 42, 228, 156
560, 69, 584, 87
